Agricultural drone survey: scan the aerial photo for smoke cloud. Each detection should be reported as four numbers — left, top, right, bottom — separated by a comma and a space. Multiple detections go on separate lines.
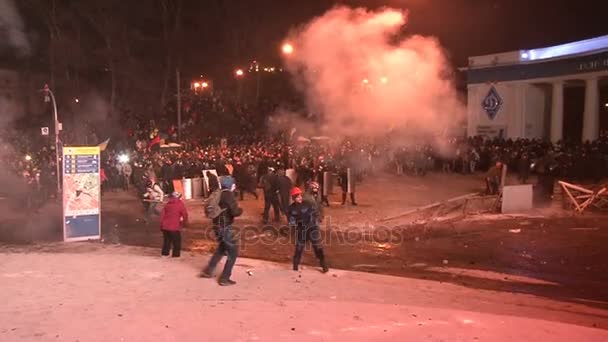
282, 6, 464, 140
0, 0, 31, 56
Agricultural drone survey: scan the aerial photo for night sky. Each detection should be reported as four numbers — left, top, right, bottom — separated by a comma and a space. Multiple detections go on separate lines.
7, 0, 608, 88
180, 0, 608, 67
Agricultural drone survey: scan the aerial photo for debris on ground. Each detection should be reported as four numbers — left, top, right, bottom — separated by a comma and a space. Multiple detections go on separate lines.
520, 252, 533, 259
379, 193, 497, 224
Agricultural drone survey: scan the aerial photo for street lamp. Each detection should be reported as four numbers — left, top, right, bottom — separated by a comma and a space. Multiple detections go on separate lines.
42, 84, 61, 195
235, 69, 244, 77
282, 43, 294, 55
380, 76, 388, 84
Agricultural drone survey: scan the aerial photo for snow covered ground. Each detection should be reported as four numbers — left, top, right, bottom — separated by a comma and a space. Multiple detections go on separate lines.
1, 243, 607, 341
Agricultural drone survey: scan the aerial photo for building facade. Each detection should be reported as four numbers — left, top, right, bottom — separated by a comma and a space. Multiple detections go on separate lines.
465, 35, 608, 142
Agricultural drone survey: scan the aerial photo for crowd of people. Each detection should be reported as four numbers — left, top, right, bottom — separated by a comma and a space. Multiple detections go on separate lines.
3, 90, 608, 212
4, 91, 608, 287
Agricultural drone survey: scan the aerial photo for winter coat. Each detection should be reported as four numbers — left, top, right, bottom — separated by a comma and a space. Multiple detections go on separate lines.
122, 163, 133, 177
146, 183, 164, 202
303, 191, 324, 219
260, 173, 279, 195
278, 175, 293, 197
160, 197, 188, 232
213, 190, 243, 227
288, 201, 318, 229
207, 172, 219, 192
100, 168, 108, 183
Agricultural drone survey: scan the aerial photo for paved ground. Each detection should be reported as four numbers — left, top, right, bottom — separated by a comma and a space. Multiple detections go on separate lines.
1, 244, 607, 341
2, 172, 608, 340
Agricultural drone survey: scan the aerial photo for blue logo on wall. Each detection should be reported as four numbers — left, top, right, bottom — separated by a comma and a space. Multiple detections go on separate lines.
481, 86, 503, 120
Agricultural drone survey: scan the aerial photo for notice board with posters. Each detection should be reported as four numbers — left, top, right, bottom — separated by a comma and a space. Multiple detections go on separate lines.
62, 146, 101, 242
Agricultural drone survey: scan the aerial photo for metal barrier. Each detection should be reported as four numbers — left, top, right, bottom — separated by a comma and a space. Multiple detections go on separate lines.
182, 178, 192, 200
191, 177, 203, 198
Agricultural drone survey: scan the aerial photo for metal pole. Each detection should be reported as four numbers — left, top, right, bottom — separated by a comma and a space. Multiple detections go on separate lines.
176, 68, 181, 141
48, 89, 61, 195
256, 70, 260, 103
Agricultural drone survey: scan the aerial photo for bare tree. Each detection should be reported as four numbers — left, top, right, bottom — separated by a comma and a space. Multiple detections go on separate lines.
74, 0, 125, 116
159, 0, 182, 113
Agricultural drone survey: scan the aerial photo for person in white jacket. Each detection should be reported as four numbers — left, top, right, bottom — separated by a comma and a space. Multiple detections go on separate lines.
122, 162, 133, 190
144, 180, 164, 220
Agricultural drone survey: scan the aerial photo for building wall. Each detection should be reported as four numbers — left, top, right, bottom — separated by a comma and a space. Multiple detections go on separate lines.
467, 82, 550, 140
523, 84, 547, 139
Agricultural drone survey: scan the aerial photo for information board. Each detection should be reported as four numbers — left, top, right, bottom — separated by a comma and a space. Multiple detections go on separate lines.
62, 146, 101, 242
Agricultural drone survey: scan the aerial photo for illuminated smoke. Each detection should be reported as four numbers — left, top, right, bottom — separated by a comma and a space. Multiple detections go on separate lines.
283, 6, 464, 140
0, 0, 31, 56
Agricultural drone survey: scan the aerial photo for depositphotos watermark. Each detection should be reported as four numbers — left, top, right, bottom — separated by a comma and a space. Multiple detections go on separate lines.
187, 216, 406, 247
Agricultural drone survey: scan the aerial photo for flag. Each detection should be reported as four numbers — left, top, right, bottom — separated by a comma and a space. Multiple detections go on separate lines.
149, 135, 161, 150
98, 138, 110, 151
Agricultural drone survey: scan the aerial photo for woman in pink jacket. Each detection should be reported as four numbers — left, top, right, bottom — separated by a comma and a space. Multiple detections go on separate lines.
160, 192, 189, 257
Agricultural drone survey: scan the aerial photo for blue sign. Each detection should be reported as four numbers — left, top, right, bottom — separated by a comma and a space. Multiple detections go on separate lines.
62, 147, 101, 242
481, 86, 502, 120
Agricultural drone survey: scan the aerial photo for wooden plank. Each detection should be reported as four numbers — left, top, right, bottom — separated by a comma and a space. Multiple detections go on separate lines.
380, 193, 480, 222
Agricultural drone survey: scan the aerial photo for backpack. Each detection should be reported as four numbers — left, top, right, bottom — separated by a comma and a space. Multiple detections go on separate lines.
204, 190, 227, 219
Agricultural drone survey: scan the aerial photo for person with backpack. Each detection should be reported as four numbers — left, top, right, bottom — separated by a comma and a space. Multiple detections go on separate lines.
200, 176, 243, 286
160, 192, 188, 258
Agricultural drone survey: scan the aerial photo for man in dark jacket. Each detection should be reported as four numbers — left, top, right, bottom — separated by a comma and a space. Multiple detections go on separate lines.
200, 176, 243, 286
288, 187, 328, 273
161, 159, 175, 193
234, 161, 258, 200
260, 167, 280, 224
338, 166, 357, 206
486, 161, 503, 195
517, 153, 531, 184
277, 169, 293, 219
160, 192, 188, 257
304, 181, 324, 220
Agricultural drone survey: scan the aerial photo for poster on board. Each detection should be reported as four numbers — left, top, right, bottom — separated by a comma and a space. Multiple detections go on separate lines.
62, 146, 101, 242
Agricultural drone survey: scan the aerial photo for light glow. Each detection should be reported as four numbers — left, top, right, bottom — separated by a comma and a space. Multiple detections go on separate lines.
282, 43, 294, 55
118, 154, 129, 163
519, 34, 608, 62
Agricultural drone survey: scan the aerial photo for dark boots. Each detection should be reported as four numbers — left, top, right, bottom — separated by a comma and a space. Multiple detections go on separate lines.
341, 192, 357, 206
320, 257, 329, 273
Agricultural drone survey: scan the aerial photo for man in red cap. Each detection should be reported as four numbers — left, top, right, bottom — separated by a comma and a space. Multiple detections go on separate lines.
287, 187, 328, 273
